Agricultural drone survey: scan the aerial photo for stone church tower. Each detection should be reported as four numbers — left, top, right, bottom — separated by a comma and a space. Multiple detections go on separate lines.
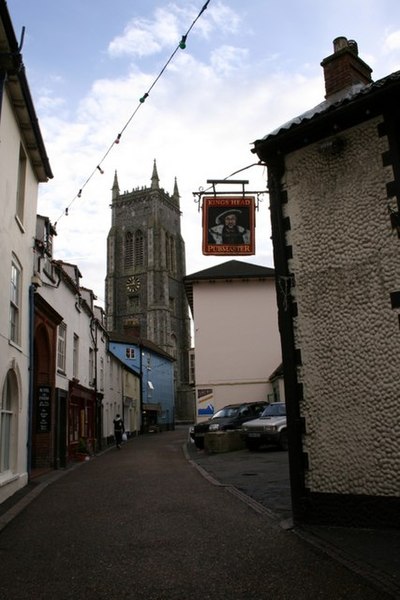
105, 160, 193, 421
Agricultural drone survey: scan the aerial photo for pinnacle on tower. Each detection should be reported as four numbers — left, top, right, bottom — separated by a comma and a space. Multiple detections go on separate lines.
172, 177, 180, 206
112, 170, 120, 201
151, 159, 160, 190
173, 177, 179, 197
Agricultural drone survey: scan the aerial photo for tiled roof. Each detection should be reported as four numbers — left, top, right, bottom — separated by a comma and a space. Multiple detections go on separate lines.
108, 332, 174, 361
184, 260, 275, 315
185, 260, 275, 282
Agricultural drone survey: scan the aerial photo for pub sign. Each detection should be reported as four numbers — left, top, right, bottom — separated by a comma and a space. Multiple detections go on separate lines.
202, 195, 255, 256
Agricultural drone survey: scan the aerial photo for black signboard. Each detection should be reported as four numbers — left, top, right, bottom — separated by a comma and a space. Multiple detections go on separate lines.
37, 386, 51, 433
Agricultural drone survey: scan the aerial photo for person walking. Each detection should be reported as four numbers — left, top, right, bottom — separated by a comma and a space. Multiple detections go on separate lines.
113, 414, 125, 449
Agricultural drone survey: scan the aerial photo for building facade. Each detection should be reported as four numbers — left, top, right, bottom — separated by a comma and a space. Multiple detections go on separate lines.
184, 260, 282, 420
33, 216, 141, 466
253, 37, 400, 528
105, 161, 193, 422
0, 2, 53, 503
108, 335, 175, 432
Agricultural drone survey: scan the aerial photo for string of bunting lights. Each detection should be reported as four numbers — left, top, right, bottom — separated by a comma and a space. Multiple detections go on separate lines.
54, 0, 211, 227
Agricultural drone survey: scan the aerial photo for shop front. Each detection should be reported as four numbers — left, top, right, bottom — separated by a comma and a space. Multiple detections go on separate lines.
68, 380, 96, 460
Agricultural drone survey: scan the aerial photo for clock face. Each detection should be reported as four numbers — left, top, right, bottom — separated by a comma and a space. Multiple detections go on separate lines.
126, 276, 140, 293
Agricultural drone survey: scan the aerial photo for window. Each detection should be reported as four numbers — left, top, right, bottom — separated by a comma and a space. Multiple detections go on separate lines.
10, 258, 22, 344
73, 334, 79, 379
134, 230, 144, 266
57, 323, 67, 372
189, 350, 195, 385
125, 231, 133, 268
16, 145, 27, 225
89, 348, 94, 385
126, 348, 135, 359
0, 370, 17, 473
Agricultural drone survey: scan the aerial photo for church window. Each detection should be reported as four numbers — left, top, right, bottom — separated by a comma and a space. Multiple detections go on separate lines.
125, 232, 134, 268
171, 237, 176, 272
135, 230, 144, 266
128, 296, 139, 310
170, 334, 177, 359
165, 234, 175, 272
166, 234, 170, 270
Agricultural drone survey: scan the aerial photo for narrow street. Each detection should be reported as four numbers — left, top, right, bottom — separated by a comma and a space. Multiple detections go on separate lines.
0, 429, 392, 600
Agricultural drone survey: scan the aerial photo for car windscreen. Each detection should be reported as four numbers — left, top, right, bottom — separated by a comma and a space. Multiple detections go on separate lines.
261, 403, 286, 417
212, 407, 239, 419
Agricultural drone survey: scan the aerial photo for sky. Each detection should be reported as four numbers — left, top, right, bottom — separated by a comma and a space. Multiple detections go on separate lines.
6, 0, 400, 307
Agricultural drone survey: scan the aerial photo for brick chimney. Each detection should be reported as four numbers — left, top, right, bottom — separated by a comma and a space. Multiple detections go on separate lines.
321, 37, 373, 99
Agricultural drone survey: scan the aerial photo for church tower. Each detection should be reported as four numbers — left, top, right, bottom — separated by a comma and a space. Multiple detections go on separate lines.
105, 161, 193, 421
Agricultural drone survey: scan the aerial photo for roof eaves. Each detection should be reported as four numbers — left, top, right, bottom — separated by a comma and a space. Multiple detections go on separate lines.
0, 1, 53, 181
253, 71, 400, 152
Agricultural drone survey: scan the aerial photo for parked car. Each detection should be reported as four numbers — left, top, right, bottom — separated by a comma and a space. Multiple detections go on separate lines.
241, 402, 288, 451
192, 402, 267, 449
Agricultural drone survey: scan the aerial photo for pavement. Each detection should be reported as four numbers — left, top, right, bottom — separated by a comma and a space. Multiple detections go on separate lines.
0, 428, 399, 599
185, 436, 400, 599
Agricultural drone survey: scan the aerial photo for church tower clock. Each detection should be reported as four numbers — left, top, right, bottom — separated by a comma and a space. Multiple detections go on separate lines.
105, 160, 193, 421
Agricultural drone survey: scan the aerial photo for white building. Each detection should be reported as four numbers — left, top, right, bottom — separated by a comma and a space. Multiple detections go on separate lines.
33, 220, 140, 466
184, 260, 282, 421
0, 3, 53, 503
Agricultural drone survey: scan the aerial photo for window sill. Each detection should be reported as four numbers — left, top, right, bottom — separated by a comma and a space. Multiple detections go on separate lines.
8, 340, 22, 353
0, 472, 19, 487
14, 215, 25, 233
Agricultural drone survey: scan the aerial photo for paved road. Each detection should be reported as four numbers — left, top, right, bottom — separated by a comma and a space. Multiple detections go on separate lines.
0, 428, 392, 599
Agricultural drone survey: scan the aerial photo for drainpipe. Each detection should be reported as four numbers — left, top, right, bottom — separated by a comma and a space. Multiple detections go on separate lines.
139, 340, 143, 434
27, 284, 35, 478
90, 317, 100, 452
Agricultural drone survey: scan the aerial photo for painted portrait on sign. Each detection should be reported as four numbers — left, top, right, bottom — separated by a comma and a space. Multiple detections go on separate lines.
202, 196, 255, 255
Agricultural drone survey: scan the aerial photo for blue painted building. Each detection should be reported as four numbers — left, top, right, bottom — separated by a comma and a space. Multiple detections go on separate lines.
108, 334, 175, 431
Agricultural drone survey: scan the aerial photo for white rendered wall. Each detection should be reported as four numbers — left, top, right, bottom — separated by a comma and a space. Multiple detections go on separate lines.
0, 92, 41, 502
193, 278, 281, 419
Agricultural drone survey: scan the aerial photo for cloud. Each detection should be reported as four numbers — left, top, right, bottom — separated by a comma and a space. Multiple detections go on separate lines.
384, 30, 400, 52
107, 6, 184, 58
197, 0, 244, 37
36, 2, 325, 306
210, 45, 248, 75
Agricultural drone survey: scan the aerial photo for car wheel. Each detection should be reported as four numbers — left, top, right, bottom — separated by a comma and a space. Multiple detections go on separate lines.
279, 429, 288, 451
246, 439, 260, 452
194, 437, 204, 450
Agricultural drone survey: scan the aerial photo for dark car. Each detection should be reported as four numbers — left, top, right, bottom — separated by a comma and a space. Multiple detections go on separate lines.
192, 401, 267, 449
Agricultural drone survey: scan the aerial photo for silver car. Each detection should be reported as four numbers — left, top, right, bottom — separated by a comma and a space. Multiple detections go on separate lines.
241, 402, 288, 451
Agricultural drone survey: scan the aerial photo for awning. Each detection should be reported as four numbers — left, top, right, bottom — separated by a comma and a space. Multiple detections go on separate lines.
142, 403, 161, 412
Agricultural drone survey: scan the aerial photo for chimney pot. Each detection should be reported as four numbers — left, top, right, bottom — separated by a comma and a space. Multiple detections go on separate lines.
321, 37, 372, 99
333, 36, 348, 52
